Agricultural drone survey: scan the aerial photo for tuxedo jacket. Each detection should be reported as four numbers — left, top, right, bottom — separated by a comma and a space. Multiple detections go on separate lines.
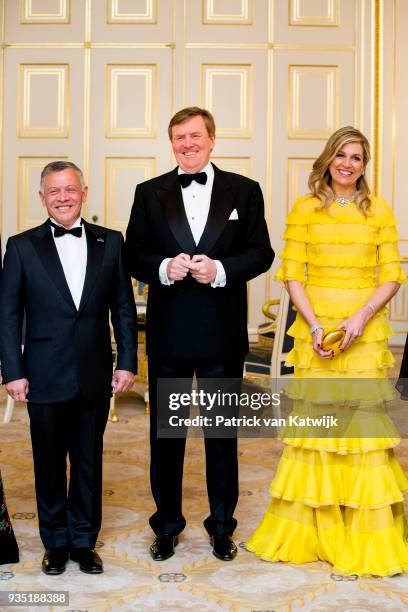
0, 220, 137, 403
125, 164, 274, 359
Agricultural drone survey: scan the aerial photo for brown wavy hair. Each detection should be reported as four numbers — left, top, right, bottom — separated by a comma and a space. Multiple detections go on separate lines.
308, 126, 371, 215
168, 107, 216, 140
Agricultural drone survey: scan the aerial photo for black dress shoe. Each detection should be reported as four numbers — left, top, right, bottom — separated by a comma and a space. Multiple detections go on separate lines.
42, 548, 69, 575
70, 548, 103, 574
211, 535, 237, 561
149, 535, 178, 561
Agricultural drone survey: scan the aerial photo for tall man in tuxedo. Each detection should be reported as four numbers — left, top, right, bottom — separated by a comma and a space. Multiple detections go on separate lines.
126, 107, 274, 562
0, 161, 137, 575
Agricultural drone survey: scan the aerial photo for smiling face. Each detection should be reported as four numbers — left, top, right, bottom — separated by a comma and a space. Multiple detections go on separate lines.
39, 169, 87, 228
170, 114, 215, 174
328, 141, 364, 197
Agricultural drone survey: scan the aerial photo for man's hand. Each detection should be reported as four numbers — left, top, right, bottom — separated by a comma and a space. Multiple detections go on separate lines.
112, 370, 135, 393
167, 253, 191, 281
189, 254, 217, 284
6, 378, 29, 402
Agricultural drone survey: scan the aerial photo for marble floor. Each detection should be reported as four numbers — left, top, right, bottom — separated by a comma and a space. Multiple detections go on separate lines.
1, 350, 408, 611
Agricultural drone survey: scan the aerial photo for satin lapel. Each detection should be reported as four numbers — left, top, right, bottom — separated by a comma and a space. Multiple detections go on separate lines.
156, 169, 196, 256
196, 165, 235, 254
31, 222, 77, 312
78, 222, 106, 314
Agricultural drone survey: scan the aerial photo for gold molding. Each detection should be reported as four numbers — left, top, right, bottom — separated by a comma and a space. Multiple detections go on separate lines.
391, 0, 396, 209
182, 0, 187, 108
4, 42, 83, 48
272, 43, 354, 51
2, 41, 354, 51
355, 0, 364, 131
201, 64, 252, 139
265, 0, 274, 301
3, 42, 173, 49
104, 157, 156, 230
18, 64, 70, 138
19, 0, 71, 25
286, 157, 315, 213
389, 285, 407, 322
92, 42, 173, 48
105, 64, 157, 139
18, 156, 68, 231
289, 0, 340, 27
85, 0, 92, 42
185, 42, 355, 50
202, 0, 252, 25
186, 42, 267, 49
81, 0, 92, 202
0, 0, 4, 40
268, 0, 274, 42
373, 0, 383, 196
211, 156, 251, 176
106, 0, 157, 24
287, 64, 339, 140
171, 0, 176, 114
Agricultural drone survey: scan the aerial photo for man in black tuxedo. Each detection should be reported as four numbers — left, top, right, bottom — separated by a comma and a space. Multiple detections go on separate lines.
0, 161, 137, 575
126, 107, 274, 562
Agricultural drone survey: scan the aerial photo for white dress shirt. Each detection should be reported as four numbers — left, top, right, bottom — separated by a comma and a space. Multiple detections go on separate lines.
159, 162, 226, 287
50, 217, 87, 309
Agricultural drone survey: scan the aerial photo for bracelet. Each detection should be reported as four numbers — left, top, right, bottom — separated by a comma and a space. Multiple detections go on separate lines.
366, 302, 376, 316
310, 323, 323, 336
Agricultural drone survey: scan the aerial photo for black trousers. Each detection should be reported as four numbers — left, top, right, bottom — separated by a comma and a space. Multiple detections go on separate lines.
148, 356, 244, 538
27, 394, 110, 550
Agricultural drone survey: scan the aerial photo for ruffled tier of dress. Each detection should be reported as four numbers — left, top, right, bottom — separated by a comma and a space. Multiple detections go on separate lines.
246, 498, 408, 576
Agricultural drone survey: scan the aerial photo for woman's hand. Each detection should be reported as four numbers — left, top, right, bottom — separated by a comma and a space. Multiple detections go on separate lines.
338, 306, 372, 351
312, 327, 334, 359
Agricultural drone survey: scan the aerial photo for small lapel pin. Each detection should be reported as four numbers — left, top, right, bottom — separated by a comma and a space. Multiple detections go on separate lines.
97, 236, 105, 243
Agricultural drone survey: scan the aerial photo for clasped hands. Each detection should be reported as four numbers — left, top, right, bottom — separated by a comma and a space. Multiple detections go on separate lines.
167, 253, 217, 284
5, 370, 135, 402
313, 305, 372, 359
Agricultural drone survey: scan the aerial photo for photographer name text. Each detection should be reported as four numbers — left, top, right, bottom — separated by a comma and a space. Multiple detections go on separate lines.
168, 415, 338, 428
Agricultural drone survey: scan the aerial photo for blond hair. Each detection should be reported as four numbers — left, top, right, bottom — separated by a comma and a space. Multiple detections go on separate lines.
308, 126, 371, 215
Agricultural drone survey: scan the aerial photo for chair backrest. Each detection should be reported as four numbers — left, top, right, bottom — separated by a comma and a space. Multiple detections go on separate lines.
270, 287, 295, 380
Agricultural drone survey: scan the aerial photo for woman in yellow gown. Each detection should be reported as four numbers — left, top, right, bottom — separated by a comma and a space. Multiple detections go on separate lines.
246, 126, 408, 577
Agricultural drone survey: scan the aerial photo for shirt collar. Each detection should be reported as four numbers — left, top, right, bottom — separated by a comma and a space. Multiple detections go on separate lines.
178, 161, 213, 180
49, 216, 83, 229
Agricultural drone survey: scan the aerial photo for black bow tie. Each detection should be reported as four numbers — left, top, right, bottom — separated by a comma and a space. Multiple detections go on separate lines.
49, 219, 82, 238
178, 172, 207, 188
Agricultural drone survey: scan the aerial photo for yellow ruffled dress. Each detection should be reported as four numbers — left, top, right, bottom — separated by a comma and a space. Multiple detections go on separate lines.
246, 195, 408, 576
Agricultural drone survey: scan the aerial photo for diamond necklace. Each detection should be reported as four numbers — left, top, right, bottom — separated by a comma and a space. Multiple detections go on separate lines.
334, 193, 356, 206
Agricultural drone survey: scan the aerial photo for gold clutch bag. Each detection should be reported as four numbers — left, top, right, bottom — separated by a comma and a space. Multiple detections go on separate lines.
321, 328, 346, 355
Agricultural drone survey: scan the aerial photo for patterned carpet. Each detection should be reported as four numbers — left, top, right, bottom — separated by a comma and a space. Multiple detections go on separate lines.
1, 352, 408, 612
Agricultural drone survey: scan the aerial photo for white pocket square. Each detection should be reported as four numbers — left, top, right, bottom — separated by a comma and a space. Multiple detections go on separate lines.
228, 209, 239, 220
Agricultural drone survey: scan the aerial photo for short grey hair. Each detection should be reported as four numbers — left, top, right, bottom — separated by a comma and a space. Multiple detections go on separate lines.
40, 161, 85, 192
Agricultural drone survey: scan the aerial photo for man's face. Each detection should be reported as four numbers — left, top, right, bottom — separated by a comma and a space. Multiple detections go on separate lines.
39, 169, 87, 228
171, 115, 215, 174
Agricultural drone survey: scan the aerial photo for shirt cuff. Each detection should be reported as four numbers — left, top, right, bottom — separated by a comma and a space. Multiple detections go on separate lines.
211, 260, 226, 288
159, 258, 174, 285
